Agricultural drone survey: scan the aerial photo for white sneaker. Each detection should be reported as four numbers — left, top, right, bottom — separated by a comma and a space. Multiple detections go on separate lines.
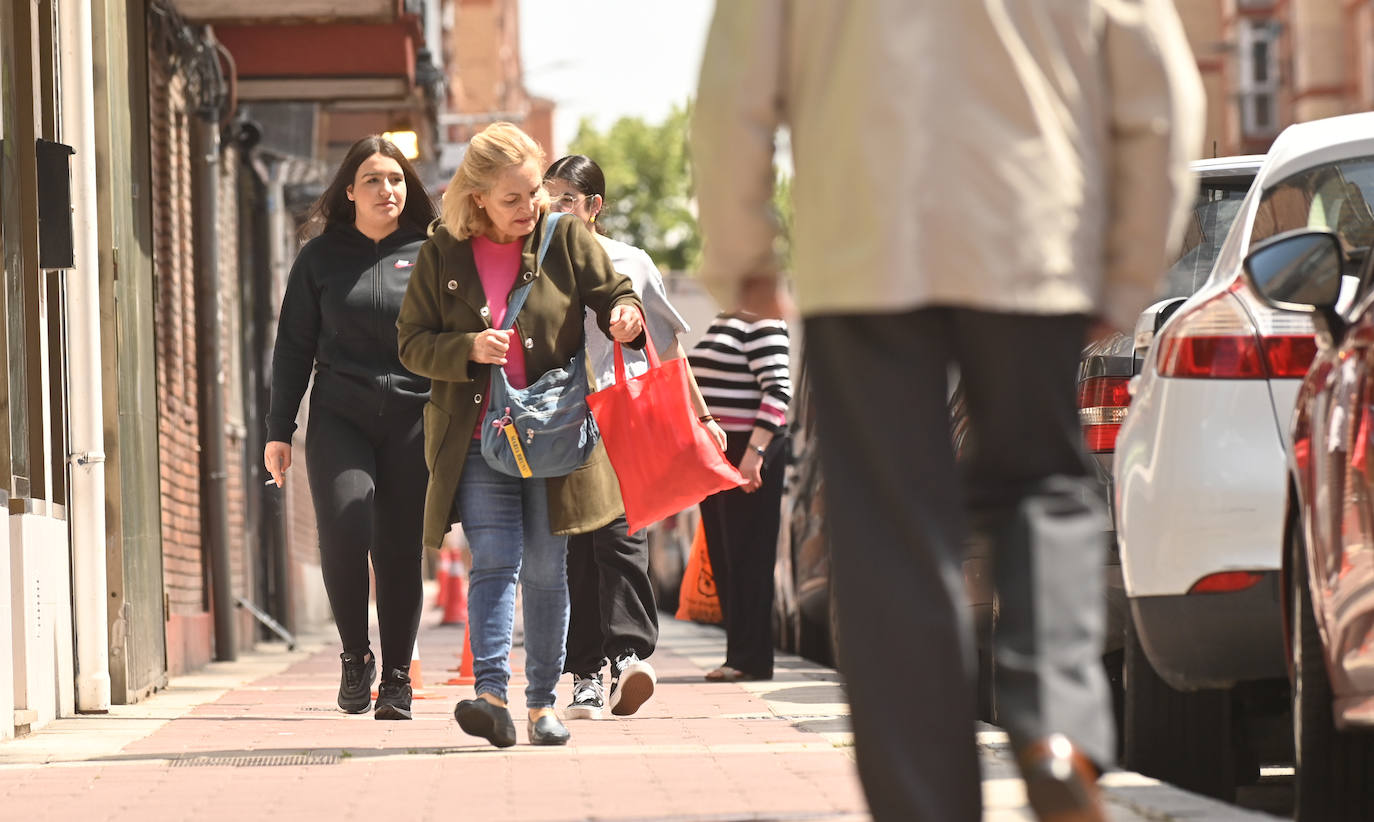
608, 653, 656, 716
565, 673, 604, 720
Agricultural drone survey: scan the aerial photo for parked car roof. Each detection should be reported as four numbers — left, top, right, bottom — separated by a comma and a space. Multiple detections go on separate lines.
1259, 112, 1374, 188
1201, 115, 1374, 295
1190, 154, 1265, 180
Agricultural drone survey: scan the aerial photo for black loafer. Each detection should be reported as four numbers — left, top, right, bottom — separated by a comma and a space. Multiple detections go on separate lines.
528, 713, 570, 746
454, 698, 517, 748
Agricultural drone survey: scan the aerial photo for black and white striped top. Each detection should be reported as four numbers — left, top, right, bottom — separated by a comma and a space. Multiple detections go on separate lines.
687, 314, 791, 434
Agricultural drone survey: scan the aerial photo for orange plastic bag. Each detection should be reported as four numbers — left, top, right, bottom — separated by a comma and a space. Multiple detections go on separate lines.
588, 343, 744, 535
675, 520, 722, 624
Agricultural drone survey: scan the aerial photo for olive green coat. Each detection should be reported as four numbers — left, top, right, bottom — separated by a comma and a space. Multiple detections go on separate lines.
396, 213, 644, 550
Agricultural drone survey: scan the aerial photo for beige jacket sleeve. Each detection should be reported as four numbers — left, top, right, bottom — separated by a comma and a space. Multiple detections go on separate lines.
1099, 0, 1206, 332
690, 0, 786, 313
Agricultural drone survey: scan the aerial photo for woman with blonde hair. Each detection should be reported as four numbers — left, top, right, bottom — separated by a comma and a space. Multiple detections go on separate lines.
397, 122, 645, 747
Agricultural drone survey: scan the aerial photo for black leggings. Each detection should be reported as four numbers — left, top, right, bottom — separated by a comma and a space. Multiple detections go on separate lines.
698, 431, 787, 679
305, 399, 428, 673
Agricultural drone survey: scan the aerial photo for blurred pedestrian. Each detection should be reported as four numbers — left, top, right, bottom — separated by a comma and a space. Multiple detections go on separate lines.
397, 123, 646, 748
691, 2, 1204, 820
543, 154, 728, 720
264, 134, 437, 720
687, 310, 790, 683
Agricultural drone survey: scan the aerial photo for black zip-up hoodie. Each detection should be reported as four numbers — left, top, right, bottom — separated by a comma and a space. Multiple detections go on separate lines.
266, 222, 431, 443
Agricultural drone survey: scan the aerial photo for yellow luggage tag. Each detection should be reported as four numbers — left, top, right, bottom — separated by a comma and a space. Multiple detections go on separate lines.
497, 409, 533, 481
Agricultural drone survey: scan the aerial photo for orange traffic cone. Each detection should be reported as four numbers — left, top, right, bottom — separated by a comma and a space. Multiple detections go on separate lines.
445, 628, 476, 686
409, 639, 434, 699
440, 550, 468, 626
371, 639, 433, 700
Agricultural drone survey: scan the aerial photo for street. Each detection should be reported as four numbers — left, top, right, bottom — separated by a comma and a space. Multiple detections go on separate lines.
0, 592, 1287, 822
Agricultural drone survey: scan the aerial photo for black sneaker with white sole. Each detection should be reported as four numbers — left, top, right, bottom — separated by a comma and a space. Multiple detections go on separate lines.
565, 673, 604, 720
337, 651, 375, 714
607, 653, 655, 716
374, 667, 413, 720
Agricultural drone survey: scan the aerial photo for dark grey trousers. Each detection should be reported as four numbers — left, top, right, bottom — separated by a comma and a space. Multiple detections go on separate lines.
804, 308, 1113, 822
563, 513, 659, 676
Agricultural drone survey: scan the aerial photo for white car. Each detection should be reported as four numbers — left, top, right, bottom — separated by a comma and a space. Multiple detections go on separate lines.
1114, 111, 1374, 799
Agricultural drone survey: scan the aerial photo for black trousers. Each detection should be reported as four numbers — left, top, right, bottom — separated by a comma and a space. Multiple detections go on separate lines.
698, 431, 786, 679
305, 399, 428, 674
563, 513, 659, 676
804, 309, 1112, 822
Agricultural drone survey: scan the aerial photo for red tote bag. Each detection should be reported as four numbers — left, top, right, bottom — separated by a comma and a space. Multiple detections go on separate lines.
588, 342, 744, 534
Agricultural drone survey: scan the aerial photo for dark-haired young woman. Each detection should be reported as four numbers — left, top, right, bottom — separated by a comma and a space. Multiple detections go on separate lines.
543, 155, 726, 719
264, 135, 437, 720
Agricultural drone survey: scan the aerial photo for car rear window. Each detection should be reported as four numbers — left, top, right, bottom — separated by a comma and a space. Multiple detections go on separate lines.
1159, 181, 1250, 300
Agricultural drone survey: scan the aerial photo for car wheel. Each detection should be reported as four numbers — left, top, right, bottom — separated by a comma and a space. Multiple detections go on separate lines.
1122, 614, 1238, 800
1290, 526, 1374, 821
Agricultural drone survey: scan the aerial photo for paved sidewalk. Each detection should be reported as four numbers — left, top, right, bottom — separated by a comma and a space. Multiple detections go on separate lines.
0, 605, 1280, 821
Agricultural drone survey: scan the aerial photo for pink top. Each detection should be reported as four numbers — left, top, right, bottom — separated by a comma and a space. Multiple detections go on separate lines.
472, 235, 529, 437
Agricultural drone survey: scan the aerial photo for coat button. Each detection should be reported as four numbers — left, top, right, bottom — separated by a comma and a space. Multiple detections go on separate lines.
479, 306, 490, 318
447, 279, 458, 291
524, 338, 534, 349
473, 393, 482, 403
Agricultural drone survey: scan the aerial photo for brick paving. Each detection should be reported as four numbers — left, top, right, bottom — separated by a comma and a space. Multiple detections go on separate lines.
0, 608, 868, 822
0, 603, 1281, 821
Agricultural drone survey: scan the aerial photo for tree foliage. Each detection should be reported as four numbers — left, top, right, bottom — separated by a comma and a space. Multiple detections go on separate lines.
568, 104, 792, 274
568, 105, 698, 271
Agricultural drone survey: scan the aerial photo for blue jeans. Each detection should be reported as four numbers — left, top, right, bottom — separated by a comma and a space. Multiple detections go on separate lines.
456, 440, 570, 708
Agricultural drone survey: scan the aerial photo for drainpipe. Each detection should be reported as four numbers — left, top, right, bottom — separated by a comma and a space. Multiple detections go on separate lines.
253, 155, 293, 631
233, 126, 264, 638
57, 0, 111, 713
192, 32, 236, 662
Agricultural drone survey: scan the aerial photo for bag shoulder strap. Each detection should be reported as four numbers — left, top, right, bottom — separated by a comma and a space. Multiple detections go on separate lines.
500, 212, 565, 330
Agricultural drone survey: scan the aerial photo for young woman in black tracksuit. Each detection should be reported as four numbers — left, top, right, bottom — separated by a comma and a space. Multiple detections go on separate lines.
265, 135, 437, 720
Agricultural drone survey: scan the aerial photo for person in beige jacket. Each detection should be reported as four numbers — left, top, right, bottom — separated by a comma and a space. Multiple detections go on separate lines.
691, 2, 1204, 821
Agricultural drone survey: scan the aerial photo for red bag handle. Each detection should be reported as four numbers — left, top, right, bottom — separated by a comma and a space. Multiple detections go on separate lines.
613, 338, 661, 384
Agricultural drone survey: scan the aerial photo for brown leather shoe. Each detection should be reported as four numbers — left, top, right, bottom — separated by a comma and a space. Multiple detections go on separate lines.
1015, 734, 1107, 822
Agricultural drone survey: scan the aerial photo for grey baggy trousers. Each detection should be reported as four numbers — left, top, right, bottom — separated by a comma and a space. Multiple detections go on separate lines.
803, 308, 1113, 822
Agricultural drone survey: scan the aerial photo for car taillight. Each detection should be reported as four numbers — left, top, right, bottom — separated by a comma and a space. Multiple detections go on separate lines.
1188, 571, 1265, 594
1155, 285, 1316, 379
1262, 335, 1319, 378
1078, 376, 1131, 453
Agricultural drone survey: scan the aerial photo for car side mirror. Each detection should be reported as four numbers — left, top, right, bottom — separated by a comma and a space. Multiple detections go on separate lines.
1243, 229, 1343, 312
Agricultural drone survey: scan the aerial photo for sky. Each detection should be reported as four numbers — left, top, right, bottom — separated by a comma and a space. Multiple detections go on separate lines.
518, 0, 717, 155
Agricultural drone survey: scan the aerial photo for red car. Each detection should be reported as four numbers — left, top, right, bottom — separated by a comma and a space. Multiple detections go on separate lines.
1244, 226, 1374, 821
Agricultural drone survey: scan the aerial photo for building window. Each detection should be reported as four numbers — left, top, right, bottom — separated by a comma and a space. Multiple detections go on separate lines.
1238, 19, 1280, 139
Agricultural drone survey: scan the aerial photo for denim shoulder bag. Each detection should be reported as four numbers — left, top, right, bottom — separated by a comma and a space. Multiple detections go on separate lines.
480, 212, 601, 478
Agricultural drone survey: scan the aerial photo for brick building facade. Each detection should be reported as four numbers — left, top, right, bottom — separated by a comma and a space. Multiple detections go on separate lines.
441, 0, 554, 164
147, 10, 257, 673
1179, 0, 1374, 157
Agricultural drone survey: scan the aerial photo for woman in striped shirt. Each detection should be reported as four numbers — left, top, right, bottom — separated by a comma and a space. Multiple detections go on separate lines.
688, 312, 792, 681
